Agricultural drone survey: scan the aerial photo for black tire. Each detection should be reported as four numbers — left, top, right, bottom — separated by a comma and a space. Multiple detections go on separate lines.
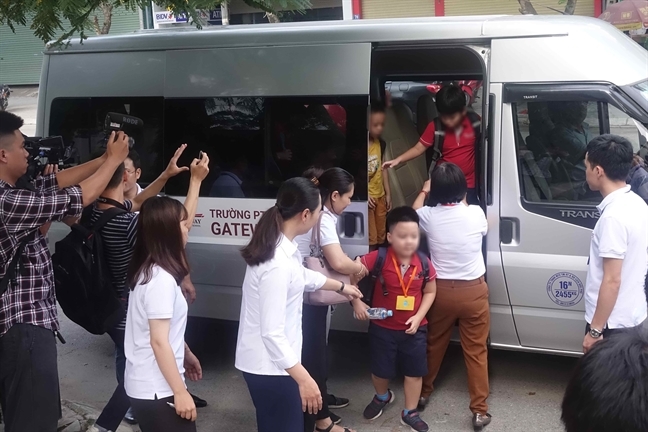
0, 99, 7, 111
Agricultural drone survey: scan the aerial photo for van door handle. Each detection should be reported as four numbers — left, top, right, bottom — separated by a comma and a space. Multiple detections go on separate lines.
500, 218, 519, 245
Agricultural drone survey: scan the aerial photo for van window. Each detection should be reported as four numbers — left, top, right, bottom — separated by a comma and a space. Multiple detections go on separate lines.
513, 100, 603, 203
162, 97, 367, 200
48, 97, 164, 186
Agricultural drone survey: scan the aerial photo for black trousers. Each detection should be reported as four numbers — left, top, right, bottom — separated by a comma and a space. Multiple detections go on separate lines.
96, 327, 130, 431
0, 323, 60, 432
244, 372, 303, 432
585, 322, 643, 338
302, 304, 330, 431
130, 395, 197, 432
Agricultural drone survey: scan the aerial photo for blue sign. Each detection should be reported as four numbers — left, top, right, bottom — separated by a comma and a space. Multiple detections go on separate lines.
208, 9, 222, 25
546, 272, 584, 307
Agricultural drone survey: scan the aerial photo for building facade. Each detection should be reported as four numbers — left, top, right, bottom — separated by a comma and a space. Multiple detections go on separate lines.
0, 8, 141, 85
353, 0, 602, 19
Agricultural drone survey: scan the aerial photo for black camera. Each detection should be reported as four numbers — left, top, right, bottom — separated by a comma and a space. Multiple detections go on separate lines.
22, 135, 75, 182
101, 112, 143, 149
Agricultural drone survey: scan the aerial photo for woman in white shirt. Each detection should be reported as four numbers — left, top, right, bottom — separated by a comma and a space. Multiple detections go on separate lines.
295, 168, 365, 432
124, 193, 206, 431
237, 177, 362, 432
413, 163, 492, 431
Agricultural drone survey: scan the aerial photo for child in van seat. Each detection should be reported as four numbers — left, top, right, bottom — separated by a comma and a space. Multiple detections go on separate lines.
382, 84, 481, 205
368, 103, 392, 251
352, 207, 437, 432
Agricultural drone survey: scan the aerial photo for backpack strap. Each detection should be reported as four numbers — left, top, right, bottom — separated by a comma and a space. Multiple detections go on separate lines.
379, 138, 387, 157
0, 230, 38, 297
91, 207, 128, 233
416, 250, 431, 284
427, 118, 446, 178
371, 247, 389, 297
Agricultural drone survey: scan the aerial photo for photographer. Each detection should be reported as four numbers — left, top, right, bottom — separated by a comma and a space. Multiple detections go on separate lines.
0, 111, 129, 432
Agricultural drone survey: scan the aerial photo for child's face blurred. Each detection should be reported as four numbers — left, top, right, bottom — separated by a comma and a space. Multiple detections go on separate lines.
370, 112, 385, 140
440, 109, 467, 130
387, 221, 420, 257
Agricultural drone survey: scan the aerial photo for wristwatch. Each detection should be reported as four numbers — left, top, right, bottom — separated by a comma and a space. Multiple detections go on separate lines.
589, 327, 603, 339
337, 282, 346, 294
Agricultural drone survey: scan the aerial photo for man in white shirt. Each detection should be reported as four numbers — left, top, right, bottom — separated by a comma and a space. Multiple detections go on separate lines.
123, 150, 143, 202
583, 134, 648, 353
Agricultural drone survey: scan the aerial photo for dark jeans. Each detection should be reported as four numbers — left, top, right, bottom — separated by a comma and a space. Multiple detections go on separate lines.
466, 188, 479, 205
244, 372, 303, 432
302, 304, 330, 432
130, 395, 196, 432
96, 326, 130, 431
0, 323, 60, 432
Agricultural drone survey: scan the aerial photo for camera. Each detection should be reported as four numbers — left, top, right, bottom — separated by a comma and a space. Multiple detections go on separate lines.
101, 112, 143, 149
22, 135, 75, 182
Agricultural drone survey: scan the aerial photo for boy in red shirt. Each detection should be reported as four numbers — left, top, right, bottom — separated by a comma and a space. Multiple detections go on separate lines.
382, 84, 481, 205
352, 207, 437, 432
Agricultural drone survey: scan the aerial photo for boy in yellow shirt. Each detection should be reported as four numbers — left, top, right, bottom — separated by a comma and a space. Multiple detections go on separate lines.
368, 104, 391, 251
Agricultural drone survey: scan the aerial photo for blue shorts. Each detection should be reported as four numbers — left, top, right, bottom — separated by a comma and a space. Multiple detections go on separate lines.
369, 323, 428, 379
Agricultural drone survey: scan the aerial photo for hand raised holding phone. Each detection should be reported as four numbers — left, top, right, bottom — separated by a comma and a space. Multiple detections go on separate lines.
190, 152, 210, 182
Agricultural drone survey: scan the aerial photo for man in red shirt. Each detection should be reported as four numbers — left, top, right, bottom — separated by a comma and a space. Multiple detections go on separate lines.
382, 84, 481, 205
352, 207, 437, 432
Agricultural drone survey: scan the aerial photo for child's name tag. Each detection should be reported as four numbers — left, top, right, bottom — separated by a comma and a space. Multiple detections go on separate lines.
396, 295, 415, 311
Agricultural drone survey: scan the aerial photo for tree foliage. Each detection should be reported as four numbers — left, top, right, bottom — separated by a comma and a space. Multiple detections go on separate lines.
0, 0, 311, 43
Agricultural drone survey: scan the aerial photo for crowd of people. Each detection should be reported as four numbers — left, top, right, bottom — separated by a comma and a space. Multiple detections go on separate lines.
0, 80, 647, 432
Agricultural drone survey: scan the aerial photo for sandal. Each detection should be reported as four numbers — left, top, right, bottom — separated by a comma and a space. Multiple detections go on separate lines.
315, 422, 354, 432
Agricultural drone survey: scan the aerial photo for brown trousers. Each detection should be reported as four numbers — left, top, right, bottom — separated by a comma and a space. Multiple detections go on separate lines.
422, 277, 490, 414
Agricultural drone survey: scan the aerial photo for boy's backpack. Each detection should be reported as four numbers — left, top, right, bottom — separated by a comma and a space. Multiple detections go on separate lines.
426, 111, 482, 178
379, 138, 387, 158
358, 247, 432, 306
52, 206, 126, 335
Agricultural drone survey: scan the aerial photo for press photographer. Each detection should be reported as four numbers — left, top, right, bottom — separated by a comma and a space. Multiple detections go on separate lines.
0, 110, 130, 432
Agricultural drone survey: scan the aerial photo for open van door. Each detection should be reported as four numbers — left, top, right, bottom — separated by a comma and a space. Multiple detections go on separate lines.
498, 83, 648, 353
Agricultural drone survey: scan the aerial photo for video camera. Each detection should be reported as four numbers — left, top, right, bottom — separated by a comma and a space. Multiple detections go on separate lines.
23, 135, 74, 182
101, 112, 143, 149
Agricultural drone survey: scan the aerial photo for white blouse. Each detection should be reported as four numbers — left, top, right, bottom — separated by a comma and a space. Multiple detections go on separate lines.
235, 235, 327, 376
417, 204, 488, 281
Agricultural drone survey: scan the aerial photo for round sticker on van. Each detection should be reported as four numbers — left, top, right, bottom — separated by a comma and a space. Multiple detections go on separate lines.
546, 272, 584, 307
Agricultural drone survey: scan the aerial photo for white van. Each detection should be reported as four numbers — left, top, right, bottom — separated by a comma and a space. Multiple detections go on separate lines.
39, 15, 648, 356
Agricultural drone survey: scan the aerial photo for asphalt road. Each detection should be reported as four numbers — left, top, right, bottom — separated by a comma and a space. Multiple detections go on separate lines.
56, 312, 577, 432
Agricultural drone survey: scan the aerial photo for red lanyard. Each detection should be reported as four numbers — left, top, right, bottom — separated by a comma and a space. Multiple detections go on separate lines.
391, 255, 417, 297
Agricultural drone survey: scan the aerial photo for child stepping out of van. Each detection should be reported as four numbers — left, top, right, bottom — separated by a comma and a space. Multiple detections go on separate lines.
352, 207, 437, 432
382, 84, 481, 205
367, 103, 391, 251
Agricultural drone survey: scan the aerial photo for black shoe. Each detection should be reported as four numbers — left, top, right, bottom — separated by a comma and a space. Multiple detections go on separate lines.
472, 412, 492, 431
329, 412, 342, 424
124, 407, 137, 425
327, 394, 350, 409
363, 389, 395, 420
191, 393, 208, 408
417, 396, 430, 411
401, 410, 429, 432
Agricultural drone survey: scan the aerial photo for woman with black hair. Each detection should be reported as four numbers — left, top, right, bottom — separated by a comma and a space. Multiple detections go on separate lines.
236, 177, 363, 432
294, 167, 365, 432
412, 163, 492, 431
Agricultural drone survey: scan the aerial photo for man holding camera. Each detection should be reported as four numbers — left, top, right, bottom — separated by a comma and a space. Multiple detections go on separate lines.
0, 111, 130, 432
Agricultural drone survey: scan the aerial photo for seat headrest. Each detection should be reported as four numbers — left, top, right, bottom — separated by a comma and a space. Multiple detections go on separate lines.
417, 94, 437, 136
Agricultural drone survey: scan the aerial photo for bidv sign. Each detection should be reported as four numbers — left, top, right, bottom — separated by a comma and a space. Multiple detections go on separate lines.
155, 10, 188, 24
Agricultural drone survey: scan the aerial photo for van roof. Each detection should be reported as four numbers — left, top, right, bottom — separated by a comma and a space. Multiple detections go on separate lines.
45, 15, 615, 54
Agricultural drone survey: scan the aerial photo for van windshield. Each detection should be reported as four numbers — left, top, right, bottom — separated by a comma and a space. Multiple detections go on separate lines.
626, 79, 648, 117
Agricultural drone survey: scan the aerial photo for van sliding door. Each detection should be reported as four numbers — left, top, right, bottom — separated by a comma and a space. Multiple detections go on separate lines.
499, 83, 648, 353
162, 44, 372, 322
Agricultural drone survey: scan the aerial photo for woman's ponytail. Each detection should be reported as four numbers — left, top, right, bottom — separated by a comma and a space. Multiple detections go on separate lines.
241, 205, 283, 266
240, 177, 320, 266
